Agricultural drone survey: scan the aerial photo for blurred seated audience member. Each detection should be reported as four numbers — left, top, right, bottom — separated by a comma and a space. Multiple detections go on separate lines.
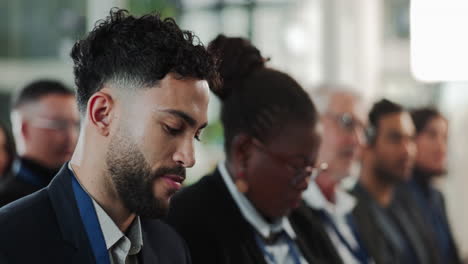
167, 34, 328, 263
395, 107, 461, 264
0, 80, 79, 207
291, 87, 371, 264
0, 122, 15, 177
352, 99, 438, 264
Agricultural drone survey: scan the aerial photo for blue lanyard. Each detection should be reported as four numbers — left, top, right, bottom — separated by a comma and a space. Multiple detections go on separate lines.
320, 211, 369, 264
13, 161, 45, 187
71, 173, 111, 264
254, 232, 302, 264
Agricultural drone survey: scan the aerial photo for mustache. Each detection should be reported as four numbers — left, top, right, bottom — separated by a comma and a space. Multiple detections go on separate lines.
152, 166, 186, 180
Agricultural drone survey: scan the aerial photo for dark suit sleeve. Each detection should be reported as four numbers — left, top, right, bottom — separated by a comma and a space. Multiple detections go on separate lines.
0, 250, 10, 264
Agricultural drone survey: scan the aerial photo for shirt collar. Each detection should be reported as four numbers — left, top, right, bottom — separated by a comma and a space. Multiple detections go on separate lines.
218, 161, 297, 239
67, 163, 143, 254
92, 199, 143, 254
302, 178, 356, 216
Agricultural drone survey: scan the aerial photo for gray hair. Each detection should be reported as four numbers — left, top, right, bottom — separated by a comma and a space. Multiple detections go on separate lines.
310, 84, 363, 115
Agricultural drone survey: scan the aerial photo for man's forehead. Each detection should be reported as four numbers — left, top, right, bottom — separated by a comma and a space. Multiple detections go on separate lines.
380, 112, 415, 133
328, 93, 366, 120
19, 94, 77, 117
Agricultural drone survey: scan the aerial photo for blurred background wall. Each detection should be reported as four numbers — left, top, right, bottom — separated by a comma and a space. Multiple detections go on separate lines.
1, 0, 468, 257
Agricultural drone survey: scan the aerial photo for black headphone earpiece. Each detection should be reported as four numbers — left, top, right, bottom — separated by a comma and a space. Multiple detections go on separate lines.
365, 125, 376, 145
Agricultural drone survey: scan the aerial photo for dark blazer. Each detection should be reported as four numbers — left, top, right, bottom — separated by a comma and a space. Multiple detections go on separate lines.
0, 165, 191, 264
166, 169, 336, 264
0, 158, 58, 207
351, 183, 439, 264
395, 181, 462, 264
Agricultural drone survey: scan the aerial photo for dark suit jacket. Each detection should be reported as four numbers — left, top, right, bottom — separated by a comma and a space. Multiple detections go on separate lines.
0, 158, 58, 207
0, 165, 191, 264
351, 183, 439, 264
395, 181, 462, 264
166, 169, 336, 264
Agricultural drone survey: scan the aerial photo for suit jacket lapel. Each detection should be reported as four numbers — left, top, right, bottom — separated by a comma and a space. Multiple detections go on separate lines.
48, 164, 96, 264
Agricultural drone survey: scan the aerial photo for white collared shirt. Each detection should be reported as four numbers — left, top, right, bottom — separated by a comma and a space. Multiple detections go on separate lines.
93, 200, 143, 264
302, 179, 361, 264
218, 161, 308, 264
68, 164, 143, 264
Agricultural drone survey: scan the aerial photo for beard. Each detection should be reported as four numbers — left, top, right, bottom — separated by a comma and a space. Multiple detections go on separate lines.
105, 128, 185, 219
415, 164, 447, 179
374, 159, 411, 185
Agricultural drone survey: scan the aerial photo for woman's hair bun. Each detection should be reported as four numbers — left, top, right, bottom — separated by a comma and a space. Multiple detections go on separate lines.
207, 34, 265, 100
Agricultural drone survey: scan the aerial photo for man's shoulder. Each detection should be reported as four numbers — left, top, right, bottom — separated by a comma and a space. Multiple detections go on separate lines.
0, 187, 51, 221
0, 174, 38, 206
0, 188, 59, 249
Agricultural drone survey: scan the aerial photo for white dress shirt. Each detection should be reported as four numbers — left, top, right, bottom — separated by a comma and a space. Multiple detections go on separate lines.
302, 179, 362, 264
93, 200, 143, 264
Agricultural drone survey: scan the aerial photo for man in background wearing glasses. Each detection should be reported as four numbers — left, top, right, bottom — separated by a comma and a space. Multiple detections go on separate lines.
290, 86, 371, 264
0, 80, 79, 207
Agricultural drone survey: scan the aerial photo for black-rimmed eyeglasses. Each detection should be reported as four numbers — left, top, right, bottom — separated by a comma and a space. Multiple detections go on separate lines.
251, 139, 326, 187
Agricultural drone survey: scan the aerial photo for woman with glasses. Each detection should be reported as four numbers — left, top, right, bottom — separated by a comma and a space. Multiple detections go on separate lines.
167, 35, 325, 263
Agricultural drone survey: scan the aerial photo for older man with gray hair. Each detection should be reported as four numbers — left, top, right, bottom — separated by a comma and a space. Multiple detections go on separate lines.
291, 84, 370, 264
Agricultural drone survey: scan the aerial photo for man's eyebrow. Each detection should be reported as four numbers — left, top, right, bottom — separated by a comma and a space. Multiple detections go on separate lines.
161, 109, 207, 129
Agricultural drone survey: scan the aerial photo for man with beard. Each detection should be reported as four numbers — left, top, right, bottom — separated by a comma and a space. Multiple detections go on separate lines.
395, 108, 462, 264
0, 8, 218, 264
352, 99, 437, 264
0, 80, 79, 207
290, 87, 371, 264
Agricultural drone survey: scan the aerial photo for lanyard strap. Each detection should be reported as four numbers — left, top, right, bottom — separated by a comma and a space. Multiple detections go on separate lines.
71, 174, 111, 264
255, 232, 302, 264
320, 210, 369, 264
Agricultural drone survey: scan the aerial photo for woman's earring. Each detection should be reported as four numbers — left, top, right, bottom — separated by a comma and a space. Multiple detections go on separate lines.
235, 171, 249, 193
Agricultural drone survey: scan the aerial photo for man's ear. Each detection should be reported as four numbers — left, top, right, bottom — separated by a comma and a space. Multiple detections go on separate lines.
87, 91, 114, 137
20, 120, 29, 140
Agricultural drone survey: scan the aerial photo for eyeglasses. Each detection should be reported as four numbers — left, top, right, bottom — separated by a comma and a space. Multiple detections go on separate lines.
325, 112, 365, 134
30, 117, 80, 132
251, 139, 326, 187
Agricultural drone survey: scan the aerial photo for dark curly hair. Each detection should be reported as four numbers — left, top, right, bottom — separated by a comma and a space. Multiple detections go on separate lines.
71, 8, 219, 113
208, 34, 318, 154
